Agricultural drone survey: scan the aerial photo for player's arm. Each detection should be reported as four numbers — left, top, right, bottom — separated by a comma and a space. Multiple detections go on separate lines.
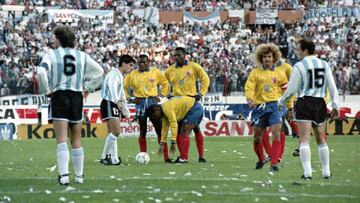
279, 67, 301, 108
325, 64, 340, 118
244, 70, 256, 108
162, 107, 178, 143
83, 55, 104, 93
37, 54, 51, 95
161, 117, 170, 143
194, 63, 210, 96
157, 69, 170, 97
278, 72, 294, 109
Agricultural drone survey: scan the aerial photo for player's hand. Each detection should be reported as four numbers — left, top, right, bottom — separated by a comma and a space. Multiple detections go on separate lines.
247, 99, 256, 108
286, 108, 294, 121
329, 109, 339, 120
194, 94, 202, 101
170, 142, 176, 154
158, 142, 165, 155
83, 90, 89, 102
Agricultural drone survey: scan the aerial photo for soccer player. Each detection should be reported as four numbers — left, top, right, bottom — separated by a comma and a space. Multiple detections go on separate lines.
262, 60, 295, 162
124, 54, 171, 163
99, 54, 135, 165
36, 25, 104, 185
165, 47, 210, 163
146, 96, 203, 163
245, 43, 293, 171
278, 39, 339, 180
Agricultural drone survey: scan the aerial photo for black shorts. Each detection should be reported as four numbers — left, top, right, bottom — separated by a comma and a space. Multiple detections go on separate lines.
295, 96, 327, 126
100, 99, 121, 121
49, 90, 83, 123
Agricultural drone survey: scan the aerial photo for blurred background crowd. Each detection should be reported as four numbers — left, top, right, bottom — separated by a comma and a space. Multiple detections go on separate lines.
0, 0, 360, 97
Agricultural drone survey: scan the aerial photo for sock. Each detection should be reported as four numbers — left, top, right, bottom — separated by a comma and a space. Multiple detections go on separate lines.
299, 143, 312, 177
195, 131, 204, 159
101, 133, 117, 159
57, 143, 69, 175
111, 139, 119, 164
72, 147, 84, 177
271, 139, 281, 165
138, 136, 147, 152
157, 136, 169, 160
253, 141, 265, 161
176, 134, 182, 153
290, 121, 298, 135
182, 135, 190, 160
318, 143, 330, 177
280, 131, 286, 159
177, 135, 185, 159
262, 129, 271, 155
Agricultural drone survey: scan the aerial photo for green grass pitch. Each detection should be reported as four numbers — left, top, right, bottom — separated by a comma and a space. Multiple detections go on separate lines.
0, 136, 359, 203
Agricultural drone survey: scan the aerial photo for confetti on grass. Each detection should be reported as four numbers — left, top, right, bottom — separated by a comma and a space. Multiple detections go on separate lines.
280, 197, 289, 201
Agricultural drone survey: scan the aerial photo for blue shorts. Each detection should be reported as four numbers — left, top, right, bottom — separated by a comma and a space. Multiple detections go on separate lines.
183, 101, 203, 125
251, 101, 283, 128
135, 97, 158, 118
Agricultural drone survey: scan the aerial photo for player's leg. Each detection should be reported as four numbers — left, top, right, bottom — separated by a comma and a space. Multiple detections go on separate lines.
253, 126, 266, 169
313, 124, 331, 178
297, 121, 312, 178
138, 116, 148, 152
193, 125, 206, 162
269, 123, 282, 171
100, 100, 121, 165
175, 123, 194, 163
69, 122, 85, 183
262, 127, 271, 160
149, 116, 171, 163
54, 120, 70, 185
107, 118, 121, 164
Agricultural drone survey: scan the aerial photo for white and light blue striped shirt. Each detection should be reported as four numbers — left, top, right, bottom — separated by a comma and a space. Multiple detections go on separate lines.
280, 55, 339, 109
37, 47, 104, 94
101, 68, 125, 104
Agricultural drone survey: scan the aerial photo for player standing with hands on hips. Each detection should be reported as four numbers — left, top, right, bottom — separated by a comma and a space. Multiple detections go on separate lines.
36, 25, 104, 185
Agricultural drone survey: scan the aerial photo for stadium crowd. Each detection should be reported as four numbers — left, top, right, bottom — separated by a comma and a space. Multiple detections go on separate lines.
0, 0, 360, 97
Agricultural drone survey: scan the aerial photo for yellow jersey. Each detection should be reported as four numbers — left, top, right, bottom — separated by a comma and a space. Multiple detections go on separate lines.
160, 96, 195, 142
165, 61, 210, 96
245, 66, 293, 108
124, 67, 169, 98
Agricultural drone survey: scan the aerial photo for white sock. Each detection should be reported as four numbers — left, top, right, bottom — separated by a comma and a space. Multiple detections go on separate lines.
299, 143, 312, 177
101, 133, 117, 159
72, 147, 84, 177
57, 143, 69, 175
318, 143, 330, 177
111, 139, 120, 164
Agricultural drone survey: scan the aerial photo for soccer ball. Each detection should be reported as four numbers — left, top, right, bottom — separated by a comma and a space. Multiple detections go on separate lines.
135, 152, 150, 164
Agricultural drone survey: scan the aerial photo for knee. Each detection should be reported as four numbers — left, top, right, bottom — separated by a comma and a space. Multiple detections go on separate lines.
253, 136, 261, 144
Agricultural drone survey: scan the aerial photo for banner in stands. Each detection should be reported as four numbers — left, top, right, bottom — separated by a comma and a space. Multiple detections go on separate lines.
304, 7, 360, 19
0, 94, 49, 105
228, 9, 244, 20
255, 8, 278, 24
132, 7, 160, 25
46, 9, 114, 24
183, 9, 221, 25
0, 105, 38, 125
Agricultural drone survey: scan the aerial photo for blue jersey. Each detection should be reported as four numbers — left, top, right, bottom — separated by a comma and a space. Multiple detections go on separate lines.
38, 47, 104, 94
280, 55, 339, 110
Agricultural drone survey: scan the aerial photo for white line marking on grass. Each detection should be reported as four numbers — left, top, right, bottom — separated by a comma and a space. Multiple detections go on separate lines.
0, 189, 357, 199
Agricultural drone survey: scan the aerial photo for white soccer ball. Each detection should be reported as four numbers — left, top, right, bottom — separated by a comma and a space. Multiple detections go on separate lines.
135, 152, 150, 164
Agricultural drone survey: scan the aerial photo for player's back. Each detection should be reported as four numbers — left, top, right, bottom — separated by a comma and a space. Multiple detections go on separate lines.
45, 47, 88, 92
295, 55, 330, 98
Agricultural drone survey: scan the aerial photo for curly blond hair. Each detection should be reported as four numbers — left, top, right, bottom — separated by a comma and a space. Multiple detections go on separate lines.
252, 43, 282, 67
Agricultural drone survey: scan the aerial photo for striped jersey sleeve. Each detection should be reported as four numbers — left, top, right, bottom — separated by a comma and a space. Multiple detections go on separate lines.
101, 69, 124, 103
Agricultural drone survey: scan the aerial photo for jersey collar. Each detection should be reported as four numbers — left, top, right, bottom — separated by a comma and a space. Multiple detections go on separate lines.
262, 64, 275, 71
175, 60, 188, 68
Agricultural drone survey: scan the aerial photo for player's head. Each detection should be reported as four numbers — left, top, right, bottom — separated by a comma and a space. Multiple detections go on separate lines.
174, 47, 186, 66
53, 25, 76, 48
119, 54, 135, 73
146, 105, 163, 120
137, 54, 150, 72
253, 43, 281, 68
296, 39, 315, 59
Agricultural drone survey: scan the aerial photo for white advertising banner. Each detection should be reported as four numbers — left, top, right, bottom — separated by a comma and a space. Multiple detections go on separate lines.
46, 9, 114, 24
